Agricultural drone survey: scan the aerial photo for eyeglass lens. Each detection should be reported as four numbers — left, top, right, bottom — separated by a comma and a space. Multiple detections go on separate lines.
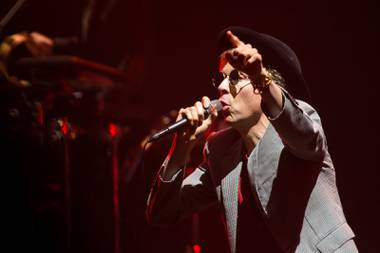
212, 69, 241, 87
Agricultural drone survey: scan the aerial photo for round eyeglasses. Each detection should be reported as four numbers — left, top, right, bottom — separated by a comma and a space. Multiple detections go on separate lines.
211, 69, 249, 88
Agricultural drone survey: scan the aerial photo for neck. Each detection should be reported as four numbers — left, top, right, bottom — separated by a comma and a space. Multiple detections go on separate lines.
236, 114, 269, 155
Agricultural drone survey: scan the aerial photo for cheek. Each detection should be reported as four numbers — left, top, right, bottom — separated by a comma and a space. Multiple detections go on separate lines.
233, 93, 261, 115
247, 96, 261, 109
242, 87, 261, 106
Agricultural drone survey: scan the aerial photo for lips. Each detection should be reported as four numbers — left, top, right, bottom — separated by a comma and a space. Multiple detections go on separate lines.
219, 98, 230, 107
218, 99, 231, 117
221, 104, 230, 111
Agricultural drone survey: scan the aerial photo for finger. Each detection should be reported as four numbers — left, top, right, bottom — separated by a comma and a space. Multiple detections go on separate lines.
181, 108, 194, 126
224, 50, 240, 68
201, 96, 211, 108
245, 43, 253, 49
177, 108, 185, 121
239, 46, 258, 66
25, 42, 40, 56
246, 54, 263, 74
30, 32, 54, 46
202, 96, 218, 120
226, 30, 245, 48
190, 107, 199, 126
224, 50, 234, 62
246, 54, 262, 65
250, 46, 258, 54
236, 52, 246, 64
195, 101, 204, 124
25, 41, 51, 56
209, 105, 218, 120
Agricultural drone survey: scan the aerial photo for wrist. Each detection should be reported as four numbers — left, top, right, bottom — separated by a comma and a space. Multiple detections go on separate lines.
250, 67, 273, 94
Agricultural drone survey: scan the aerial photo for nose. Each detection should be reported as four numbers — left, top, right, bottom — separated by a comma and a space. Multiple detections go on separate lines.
217, 78, 230, 95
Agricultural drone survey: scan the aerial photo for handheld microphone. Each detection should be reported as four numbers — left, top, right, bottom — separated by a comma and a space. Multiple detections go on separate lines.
147, 100, 222, 143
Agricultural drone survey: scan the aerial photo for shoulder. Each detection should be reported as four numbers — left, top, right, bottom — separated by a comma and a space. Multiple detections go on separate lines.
282, 86, 318, 116
296, 99, 317, 113
295, 99, 323, 124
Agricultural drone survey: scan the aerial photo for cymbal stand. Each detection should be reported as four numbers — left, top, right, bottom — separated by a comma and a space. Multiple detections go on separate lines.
59, 117, 72, 253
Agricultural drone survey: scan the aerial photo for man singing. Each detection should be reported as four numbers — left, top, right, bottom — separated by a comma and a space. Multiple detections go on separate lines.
146, 26, 357, 253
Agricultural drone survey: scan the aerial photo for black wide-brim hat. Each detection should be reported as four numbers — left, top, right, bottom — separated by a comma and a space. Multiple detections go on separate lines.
217, 26, 311, 102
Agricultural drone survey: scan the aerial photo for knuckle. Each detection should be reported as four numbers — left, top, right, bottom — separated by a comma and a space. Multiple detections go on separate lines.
237, 53, 245, 58
191, 107, 198, 116
202, 96, 210, 101
185, 108, 192, 115
195, 101, 202, 108
202, 99, 210, 109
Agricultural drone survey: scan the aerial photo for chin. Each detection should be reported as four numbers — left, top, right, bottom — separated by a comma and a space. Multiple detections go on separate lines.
223, 115, 236, 126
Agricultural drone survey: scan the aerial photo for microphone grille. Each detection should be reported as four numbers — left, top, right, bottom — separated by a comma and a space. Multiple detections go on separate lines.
210, 99, 223, 112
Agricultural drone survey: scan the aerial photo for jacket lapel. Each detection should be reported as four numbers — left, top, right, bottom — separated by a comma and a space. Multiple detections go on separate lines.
221, 160, 242, 253
247, 124, 283, 213
209, 128, 243, 253
211, 125, 283, 253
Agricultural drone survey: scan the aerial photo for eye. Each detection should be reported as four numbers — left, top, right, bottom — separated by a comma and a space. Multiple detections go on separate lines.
229, 70, 240, 86
211, 72, 226, 87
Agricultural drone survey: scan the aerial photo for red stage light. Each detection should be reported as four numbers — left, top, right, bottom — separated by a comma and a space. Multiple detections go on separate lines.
193, 244, 201, 253
108, 123, 119, 138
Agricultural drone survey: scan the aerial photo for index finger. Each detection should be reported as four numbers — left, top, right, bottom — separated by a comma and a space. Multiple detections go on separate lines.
201, 96, 211, 108
226, 30, 245, 48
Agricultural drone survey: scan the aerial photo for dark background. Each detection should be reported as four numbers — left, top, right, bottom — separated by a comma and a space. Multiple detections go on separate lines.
1, 0, 377, 252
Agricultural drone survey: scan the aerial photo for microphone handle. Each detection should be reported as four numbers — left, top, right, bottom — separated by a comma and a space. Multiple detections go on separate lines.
147, 100, 219, 143
148, 118, 187, 142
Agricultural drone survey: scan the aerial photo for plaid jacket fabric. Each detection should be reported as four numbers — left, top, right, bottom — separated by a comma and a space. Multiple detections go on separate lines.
146, 94, 357, 253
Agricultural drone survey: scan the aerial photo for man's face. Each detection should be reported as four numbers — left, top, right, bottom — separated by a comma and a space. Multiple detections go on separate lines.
217, 59, 263, 128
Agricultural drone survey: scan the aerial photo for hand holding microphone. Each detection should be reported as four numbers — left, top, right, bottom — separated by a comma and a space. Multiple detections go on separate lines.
148, 97, 222, 143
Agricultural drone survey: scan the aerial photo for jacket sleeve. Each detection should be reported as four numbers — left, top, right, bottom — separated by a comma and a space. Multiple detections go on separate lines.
262, 90, 328, 161
145, 143, 218, 226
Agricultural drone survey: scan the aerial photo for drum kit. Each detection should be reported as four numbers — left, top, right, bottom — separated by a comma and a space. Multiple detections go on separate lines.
0, 2, 190, 252
1, 46, 149, 253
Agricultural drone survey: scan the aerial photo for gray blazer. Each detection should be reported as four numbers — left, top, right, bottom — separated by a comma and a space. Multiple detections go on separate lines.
146, 94, 357, 253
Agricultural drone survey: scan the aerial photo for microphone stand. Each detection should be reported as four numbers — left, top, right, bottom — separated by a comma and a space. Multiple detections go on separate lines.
60, 118, 72, 253
0, 0, 28, 34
